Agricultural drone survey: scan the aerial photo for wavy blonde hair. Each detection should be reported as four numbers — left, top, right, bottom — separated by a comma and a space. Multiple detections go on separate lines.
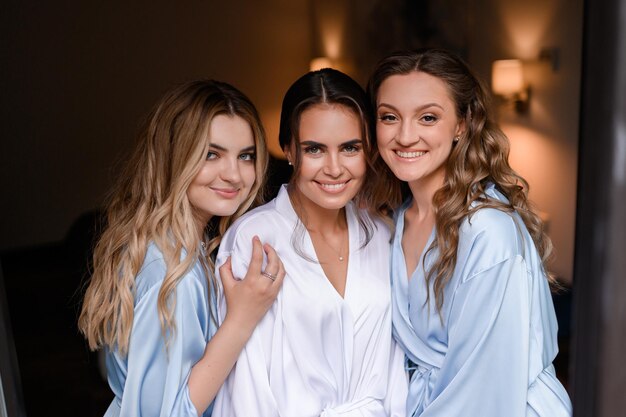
367, 49, 554, 312
78, 80, 268, 354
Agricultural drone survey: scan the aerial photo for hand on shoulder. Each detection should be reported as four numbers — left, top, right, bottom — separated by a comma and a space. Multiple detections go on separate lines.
219, 236, 285, 336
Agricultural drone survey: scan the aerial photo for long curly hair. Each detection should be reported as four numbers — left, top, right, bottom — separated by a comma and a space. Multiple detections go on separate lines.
367, 48, 554, 312
78, 80, 268, 355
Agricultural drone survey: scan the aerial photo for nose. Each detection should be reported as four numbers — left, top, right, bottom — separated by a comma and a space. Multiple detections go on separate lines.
323, 152, 344, 177
220, 157, 242, 184
396, 120, 420, 146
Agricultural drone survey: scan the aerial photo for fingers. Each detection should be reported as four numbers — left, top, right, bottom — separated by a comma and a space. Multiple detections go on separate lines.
218, 257, 235, 289
263, 243, 285, 285
247, 236, 264, 275
262, 243, 280, 277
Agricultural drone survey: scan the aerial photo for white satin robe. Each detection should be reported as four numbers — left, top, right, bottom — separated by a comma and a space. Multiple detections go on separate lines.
212, 185, 408, 417
391, 183, 572, 417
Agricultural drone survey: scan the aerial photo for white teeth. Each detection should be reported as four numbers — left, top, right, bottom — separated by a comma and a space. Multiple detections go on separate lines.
319, 182, 347, 190
396, 150, 426, 158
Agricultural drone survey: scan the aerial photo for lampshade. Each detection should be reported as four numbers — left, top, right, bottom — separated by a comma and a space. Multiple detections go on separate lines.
492, 59, 524, 96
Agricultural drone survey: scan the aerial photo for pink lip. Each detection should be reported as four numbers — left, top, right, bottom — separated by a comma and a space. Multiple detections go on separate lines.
211, 187, 239, 199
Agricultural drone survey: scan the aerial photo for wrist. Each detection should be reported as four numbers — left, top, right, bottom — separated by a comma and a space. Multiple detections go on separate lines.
220, 314, 256, 343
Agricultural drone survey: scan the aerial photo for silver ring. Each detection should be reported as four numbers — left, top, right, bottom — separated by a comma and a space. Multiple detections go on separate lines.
261, 271, 277, 281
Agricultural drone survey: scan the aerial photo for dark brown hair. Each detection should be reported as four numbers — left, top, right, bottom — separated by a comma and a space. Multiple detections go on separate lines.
279, 68, 380, 253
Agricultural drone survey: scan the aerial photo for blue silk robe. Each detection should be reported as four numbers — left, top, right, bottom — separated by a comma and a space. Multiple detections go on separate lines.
391, 184, 572, 417
104, 243, 217, 417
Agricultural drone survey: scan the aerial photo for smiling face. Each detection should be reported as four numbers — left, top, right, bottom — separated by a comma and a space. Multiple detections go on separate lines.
187, 114, 257, 224
376, 71, 464, 190
286, 104, 366, 212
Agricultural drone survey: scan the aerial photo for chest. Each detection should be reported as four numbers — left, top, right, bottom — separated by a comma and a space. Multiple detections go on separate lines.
278, 237, 391, 324
401, 217, 435, 281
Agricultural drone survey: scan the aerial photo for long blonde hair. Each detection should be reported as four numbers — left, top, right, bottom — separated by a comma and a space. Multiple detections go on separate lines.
78, 80, 268, 354
368, 49, 554, 312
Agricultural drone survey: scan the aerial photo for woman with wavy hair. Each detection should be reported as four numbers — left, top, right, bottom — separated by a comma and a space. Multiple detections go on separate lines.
367, 48, 572, 417
78, 79, 285, 417
211, 68, 407, 417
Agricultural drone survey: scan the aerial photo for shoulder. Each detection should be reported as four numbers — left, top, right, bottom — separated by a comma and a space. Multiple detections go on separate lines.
134, 243, 205, 302
220, 198, 283, 251
461, 207, 519, 245
461, 184, 520, 247
456, 188, 528, 280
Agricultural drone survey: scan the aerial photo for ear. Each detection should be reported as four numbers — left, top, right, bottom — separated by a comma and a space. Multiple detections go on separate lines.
283, 147, 293, 165
455, 118, 467, 138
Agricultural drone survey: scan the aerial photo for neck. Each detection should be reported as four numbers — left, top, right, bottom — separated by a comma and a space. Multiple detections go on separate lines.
407, 170, 445, 220
288, 188, 346, 234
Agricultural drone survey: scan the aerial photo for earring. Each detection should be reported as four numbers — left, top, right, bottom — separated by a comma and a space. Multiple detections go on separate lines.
453, 136, 460, 143
288, 161, 292, 166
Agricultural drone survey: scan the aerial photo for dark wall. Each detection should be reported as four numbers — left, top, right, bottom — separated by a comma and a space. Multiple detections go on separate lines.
0, 1, 310, 251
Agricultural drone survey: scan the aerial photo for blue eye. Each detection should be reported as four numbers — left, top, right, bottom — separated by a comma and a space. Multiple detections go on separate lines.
206, 151, 218, 160
239, 152, 256, 161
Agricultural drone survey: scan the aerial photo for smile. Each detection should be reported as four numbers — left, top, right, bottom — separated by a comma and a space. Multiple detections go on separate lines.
395, 150, 427, 158
316, 181, 349, 193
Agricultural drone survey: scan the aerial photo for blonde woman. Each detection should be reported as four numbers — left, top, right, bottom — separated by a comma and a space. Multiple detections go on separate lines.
79, 80, 285, 417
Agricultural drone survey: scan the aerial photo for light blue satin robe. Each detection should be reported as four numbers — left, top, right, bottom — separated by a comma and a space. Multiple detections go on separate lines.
104, 243, 217, 417
391, 184, 572, 417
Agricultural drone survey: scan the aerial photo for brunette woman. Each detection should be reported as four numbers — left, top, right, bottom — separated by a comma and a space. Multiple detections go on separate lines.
368, 48, 572, 417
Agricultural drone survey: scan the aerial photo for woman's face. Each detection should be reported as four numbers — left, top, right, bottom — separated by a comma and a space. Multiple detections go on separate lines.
287, 104, 366, 212
375, 71, 464, 189
187, 114, 257, 224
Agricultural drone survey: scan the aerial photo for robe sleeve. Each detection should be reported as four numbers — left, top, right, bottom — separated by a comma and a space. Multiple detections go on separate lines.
420, 255, 530, 417
212, 228, 281, 417
118, 264, 210, 417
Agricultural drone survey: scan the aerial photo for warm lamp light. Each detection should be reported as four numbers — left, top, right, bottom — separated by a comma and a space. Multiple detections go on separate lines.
492, 60, 524, 95
310, 57, 334, 71
491, 59, 529, 113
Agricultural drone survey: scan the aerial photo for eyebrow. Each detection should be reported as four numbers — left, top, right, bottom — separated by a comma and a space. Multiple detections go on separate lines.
377, 102, 444, 112
209, 143, 256, 152
300, 139, 362, 147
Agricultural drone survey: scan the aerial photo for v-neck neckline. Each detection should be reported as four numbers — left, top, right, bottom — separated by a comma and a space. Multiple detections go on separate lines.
274, 185, 358, 301
306, 204, 357, 301
396, 200, 435, 283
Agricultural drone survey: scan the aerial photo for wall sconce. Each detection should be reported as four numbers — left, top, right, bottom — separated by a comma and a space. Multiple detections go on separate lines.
491, 59, 530, 113
310, 57, 334, 71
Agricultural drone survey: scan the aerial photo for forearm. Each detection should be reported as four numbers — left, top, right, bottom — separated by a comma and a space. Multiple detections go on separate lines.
187, 316, 255, 415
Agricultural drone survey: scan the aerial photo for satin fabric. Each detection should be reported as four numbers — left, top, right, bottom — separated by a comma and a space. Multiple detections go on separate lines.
212, 185, 408, 417
391, 183, 572, 417
104, 243, 217, 417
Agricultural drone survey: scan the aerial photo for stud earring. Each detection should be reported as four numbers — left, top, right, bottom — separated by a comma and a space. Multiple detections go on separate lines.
288, 160, 292, 166
453, 136, 460, 143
